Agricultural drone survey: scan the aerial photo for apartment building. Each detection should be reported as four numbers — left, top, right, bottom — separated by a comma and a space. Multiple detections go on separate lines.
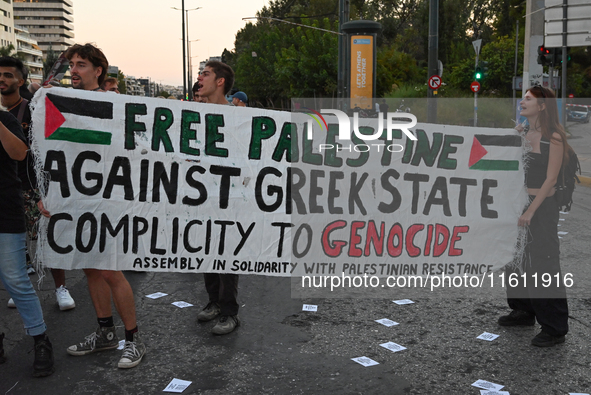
0, 0, 15, 48
13, 0, 74, 54
15, 25, 43, 82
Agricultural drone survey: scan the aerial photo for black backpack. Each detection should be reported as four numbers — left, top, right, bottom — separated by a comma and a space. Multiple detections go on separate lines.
541, 137, 581, 212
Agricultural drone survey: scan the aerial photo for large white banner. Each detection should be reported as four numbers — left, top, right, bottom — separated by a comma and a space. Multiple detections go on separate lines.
31, 88, 528, 277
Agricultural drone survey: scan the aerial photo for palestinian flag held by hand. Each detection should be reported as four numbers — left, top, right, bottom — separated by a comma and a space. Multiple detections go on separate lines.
469, 134, 521, 171
44, 93, 114, 145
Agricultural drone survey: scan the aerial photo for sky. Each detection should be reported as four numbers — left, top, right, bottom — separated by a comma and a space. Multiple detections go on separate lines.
74, 0, 269, 87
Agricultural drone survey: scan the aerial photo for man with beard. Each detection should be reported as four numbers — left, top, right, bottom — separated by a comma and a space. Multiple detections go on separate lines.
0, 61, 54, 376
0, 56, 76, 312
38, 44, 146, 368
194, 61, 241, 335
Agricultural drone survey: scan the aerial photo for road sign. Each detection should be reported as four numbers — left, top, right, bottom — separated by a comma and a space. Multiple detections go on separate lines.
428, 75, 441, 89
470, 81, 481, 93
545, 0, 591, 47
569, 93, 574, 98
472, 39, 482, 55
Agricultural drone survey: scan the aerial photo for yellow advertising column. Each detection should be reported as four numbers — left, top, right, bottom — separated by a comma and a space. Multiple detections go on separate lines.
350, 36, 374, 109
342, 21, 382, 111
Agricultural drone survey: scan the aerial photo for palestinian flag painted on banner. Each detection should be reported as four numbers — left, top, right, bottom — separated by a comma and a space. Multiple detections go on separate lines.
44, 93, 113, 145
469, 134, 521, 171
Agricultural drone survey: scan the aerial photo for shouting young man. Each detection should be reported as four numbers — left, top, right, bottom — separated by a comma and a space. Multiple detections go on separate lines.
195, 61, 241, 335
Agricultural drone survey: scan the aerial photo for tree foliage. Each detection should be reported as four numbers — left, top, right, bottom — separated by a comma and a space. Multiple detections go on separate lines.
447, 35, 523, 96
223, 0, 587, 104
0, 44, 18, 58
43, 46, 61, 81
117, 70, 127, 94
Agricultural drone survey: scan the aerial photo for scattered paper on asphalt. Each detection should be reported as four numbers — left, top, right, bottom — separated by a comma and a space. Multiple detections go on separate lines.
558, 231, 568, 235
476, 332, 500, 341
559, 218, 565, 221
472, 380, 504, 391
302, 304, 318, 312
379, 342, 407, 353
480, 391, 510, 395
163, 378, 192, 393
375, 318, 399, 327
559, 211, 569, 215
568, 393, 590, 395
117, 340, 125, 350
146, 292, 168, 299
351, 356, 379, 367
393, 299, 414, 305
171, 301, 193, 308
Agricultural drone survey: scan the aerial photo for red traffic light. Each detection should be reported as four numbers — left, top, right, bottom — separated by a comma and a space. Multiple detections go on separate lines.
538, 45, 550, 55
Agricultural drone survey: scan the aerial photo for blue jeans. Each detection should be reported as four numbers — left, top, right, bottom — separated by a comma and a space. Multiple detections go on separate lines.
0, 232, 47, 336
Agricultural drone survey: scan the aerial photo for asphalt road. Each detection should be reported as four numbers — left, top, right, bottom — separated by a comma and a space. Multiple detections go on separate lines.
1, 120, 590, 395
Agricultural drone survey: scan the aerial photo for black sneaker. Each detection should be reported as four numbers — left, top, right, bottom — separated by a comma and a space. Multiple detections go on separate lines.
498, 310, 535, 326
197, 302, 221, 322
33, 336, 55, 377
67, 326, 118, 356
531, 330, 565, 347
211, 315, 240, 335
0, 332, 6, 364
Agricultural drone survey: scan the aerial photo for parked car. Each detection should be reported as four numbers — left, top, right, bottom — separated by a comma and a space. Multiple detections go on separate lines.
567, 106, 591, 123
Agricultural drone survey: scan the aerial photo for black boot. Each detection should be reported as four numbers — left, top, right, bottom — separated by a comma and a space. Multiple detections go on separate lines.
0, 332, 6, 364
33, 335, 54, 377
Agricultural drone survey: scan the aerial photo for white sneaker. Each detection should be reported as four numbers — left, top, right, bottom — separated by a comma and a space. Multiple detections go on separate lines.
7, 298, 15, 308
55, 286, 75, 311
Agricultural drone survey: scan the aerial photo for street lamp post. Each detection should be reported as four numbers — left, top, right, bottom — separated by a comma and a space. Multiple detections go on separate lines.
172, 5, 202, 100
185, 8, 201, 89
181, 0, 186, 99
188, 40, 200, 90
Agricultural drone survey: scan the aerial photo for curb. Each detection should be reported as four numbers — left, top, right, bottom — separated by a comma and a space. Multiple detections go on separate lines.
579, 175, 591, 188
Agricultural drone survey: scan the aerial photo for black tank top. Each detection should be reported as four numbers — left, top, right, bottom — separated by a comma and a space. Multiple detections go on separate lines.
525, 138, 550, 188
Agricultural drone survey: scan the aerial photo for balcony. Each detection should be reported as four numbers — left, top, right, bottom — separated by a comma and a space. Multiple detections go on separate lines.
29, 73, 43, 83
18, 46, 43, 57
15, 33, 38, 45
14, 11, 74, 23
22, 59, 43, 69
14, 2, 73, 13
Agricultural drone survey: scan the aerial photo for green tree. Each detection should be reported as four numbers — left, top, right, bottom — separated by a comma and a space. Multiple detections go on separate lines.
376, 46, 421, 96
43, 46, 61, 80
446, 35, 523, 96
0, 43, 17, 58
275, 19, 339, 99
117, 70, 127, 94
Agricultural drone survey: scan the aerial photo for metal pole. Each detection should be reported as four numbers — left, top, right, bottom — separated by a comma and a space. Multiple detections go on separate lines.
474, 52, 479, 127
337, 0, 349, 103
427, 0, 438, 123
561, 0, 567, 127
186, 9, 190, 92
513, 20, 519, 116
182, 0, 187, 100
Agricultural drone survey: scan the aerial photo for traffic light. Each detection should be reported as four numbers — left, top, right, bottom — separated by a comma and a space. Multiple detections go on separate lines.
537, 45, 551, 65
474, 61, 488, 81
552, 48, 571, 66
479, 61, 489, 78
474, 66, 482, 80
